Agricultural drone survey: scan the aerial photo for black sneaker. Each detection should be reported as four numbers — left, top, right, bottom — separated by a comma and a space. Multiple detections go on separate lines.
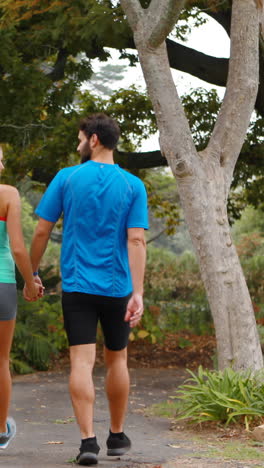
106, 431, 131, 456
76, 437, 100, 466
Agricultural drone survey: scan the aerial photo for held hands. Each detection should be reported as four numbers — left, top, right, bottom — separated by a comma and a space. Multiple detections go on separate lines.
23, 275, 44, 302
124, 293, 143, 328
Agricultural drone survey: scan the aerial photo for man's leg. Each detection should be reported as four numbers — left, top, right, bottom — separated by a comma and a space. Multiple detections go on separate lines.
104, 346, 129, 433
69, 343, 96, 438
99, 295, 131, 456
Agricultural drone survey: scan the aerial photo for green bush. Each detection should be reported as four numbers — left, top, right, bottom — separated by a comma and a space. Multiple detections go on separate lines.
143, 224, 264, 342
160, 296, 212, 335
233, 207, 264, 308
257, 325, 264, 347
11, 293, 67, 374
140, 245, 212, 341
175, 366, 264, 430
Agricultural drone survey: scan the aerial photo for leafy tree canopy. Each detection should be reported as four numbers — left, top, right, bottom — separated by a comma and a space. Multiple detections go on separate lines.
0, 0, 263, 216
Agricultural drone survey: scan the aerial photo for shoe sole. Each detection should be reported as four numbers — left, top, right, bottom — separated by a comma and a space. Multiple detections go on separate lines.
76, 452, 98, 465
107, 446, 131, 456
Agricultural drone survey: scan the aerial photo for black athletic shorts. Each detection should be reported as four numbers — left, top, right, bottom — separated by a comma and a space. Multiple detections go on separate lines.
62, 292, 131, 350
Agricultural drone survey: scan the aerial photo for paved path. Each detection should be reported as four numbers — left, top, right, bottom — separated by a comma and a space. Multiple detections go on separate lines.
0, 367, 193, 468
0, 367, 260, 468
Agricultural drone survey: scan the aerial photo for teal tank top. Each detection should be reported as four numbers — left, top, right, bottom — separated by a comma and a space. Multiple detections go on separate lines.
0, 218, 16, 283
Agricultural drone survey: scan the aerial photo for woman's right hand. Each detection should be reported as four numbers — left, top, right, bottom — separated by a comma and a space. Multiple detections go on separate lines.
23, 281, 43, 302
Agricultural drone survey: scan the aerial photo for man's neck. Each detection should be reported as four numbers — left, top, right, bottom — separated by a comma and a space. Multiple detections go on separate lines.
91, 148, 114, 165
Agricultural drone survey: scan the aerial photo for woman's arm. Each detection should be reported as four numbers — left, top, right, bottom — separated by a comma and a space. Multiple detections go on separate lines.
6, 187, 40, 300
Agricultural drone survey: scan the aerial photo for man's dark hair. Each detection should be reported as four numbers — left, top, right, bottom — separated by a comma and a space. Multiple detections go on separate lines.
79, 113, 120, 150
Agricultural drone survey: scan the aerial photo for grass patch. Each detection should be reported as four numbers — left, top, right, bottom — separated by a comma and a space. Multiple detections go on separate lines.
66, 458, 76, 464
147, 399, 264, 466
54, 417, 75, 424
146, 399, 181, 418
205, 440, 264, 462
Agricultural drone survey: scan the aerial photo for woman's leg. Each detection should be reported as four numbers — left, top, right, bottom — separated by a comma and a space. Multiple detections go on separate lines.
0, 319, 16, 433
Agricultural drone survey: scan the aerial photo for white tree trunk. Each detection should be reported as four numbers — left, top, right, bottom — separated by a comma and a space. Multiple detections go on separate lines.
136, 45, 263, 370
177, 160, 262, 370
120, 0, 264, 370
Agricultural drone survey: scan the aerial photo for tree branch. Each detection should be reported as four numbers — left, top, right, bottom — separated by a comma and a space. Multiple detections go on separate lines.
120, 0, 143, 30
47, 48, 68, 81
206, 10, 231, 36
166, 39, 228, 87
31, 149, 167, 184
103, 32, 229, 87
116, 149, 167, 169
42, 26, 264, 121
146, 228, 167, 244
146, 0, 186, 48
94, 26, 264, 119
207, 0, 260, 190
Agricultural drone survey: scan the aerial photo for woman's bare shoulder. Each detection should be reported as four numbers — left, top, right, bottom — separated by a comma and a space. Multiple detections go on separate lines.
0, 184, 19, 196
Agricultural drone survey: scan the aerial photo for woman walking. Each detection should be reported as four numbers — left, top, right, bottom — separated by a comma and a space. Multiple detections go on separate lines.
0, 146, 40, 449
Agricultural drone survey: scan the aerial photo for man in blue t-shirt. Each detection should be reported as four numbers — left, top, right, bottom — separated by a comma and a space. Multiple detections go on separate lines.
30, 113, 148, 465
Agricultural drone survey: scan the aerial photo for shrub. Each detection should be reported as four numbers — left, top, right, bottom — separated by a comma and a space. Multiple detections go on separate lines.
11, 293, 67, 373
175, 366, 264, 430
140, 245, 212, 341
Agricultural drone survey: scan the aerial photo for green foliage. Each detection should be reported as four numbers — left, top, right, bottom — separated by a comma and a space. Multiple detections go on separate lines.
1, 84, 156, 185
132, 245, 211, 343
147, 399, 182, 418
129, 306, 164, 344
182, 88, 220, 150
145, 246, 202, 303
162, 296, 212, 336
0, 0, 156, 184
10, 193, 63, 374
233, 205, 264, 240
137, 204, 264, 345
14, 196, 61, 290
20, 196, 38, 246
11, 293, 67, 373
172, 7, 208, 42
10, 357, 34, 375
0, 0, 263, 215
205, 441, 264, 464
231, 115, 264, 215
175, 366, 264, 429
145, 168, 180, 236
103, 85, 157, 148
256, 325, 264, 348
232, 206, 264, 307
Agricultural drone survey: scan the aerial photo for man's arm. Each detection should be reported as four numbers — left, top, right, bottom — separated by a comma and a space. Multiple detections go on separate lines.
125, 227, 146, 328
30, 218, 55, 274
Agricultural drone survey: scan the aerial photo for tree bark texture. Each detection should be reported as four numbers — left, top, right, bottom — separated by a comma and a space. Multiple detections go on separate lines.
176, 158, 262, 370
121, 0, 263, 370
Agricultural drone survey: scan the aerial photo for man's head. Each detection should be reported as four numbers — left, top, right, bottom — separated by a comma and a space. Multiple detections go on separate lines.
77, 113, 120, 163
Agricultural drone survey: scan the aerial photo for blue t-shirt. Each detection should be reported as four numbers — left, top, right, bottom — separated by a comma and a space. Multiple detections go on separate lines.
36, 161, 148, 297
